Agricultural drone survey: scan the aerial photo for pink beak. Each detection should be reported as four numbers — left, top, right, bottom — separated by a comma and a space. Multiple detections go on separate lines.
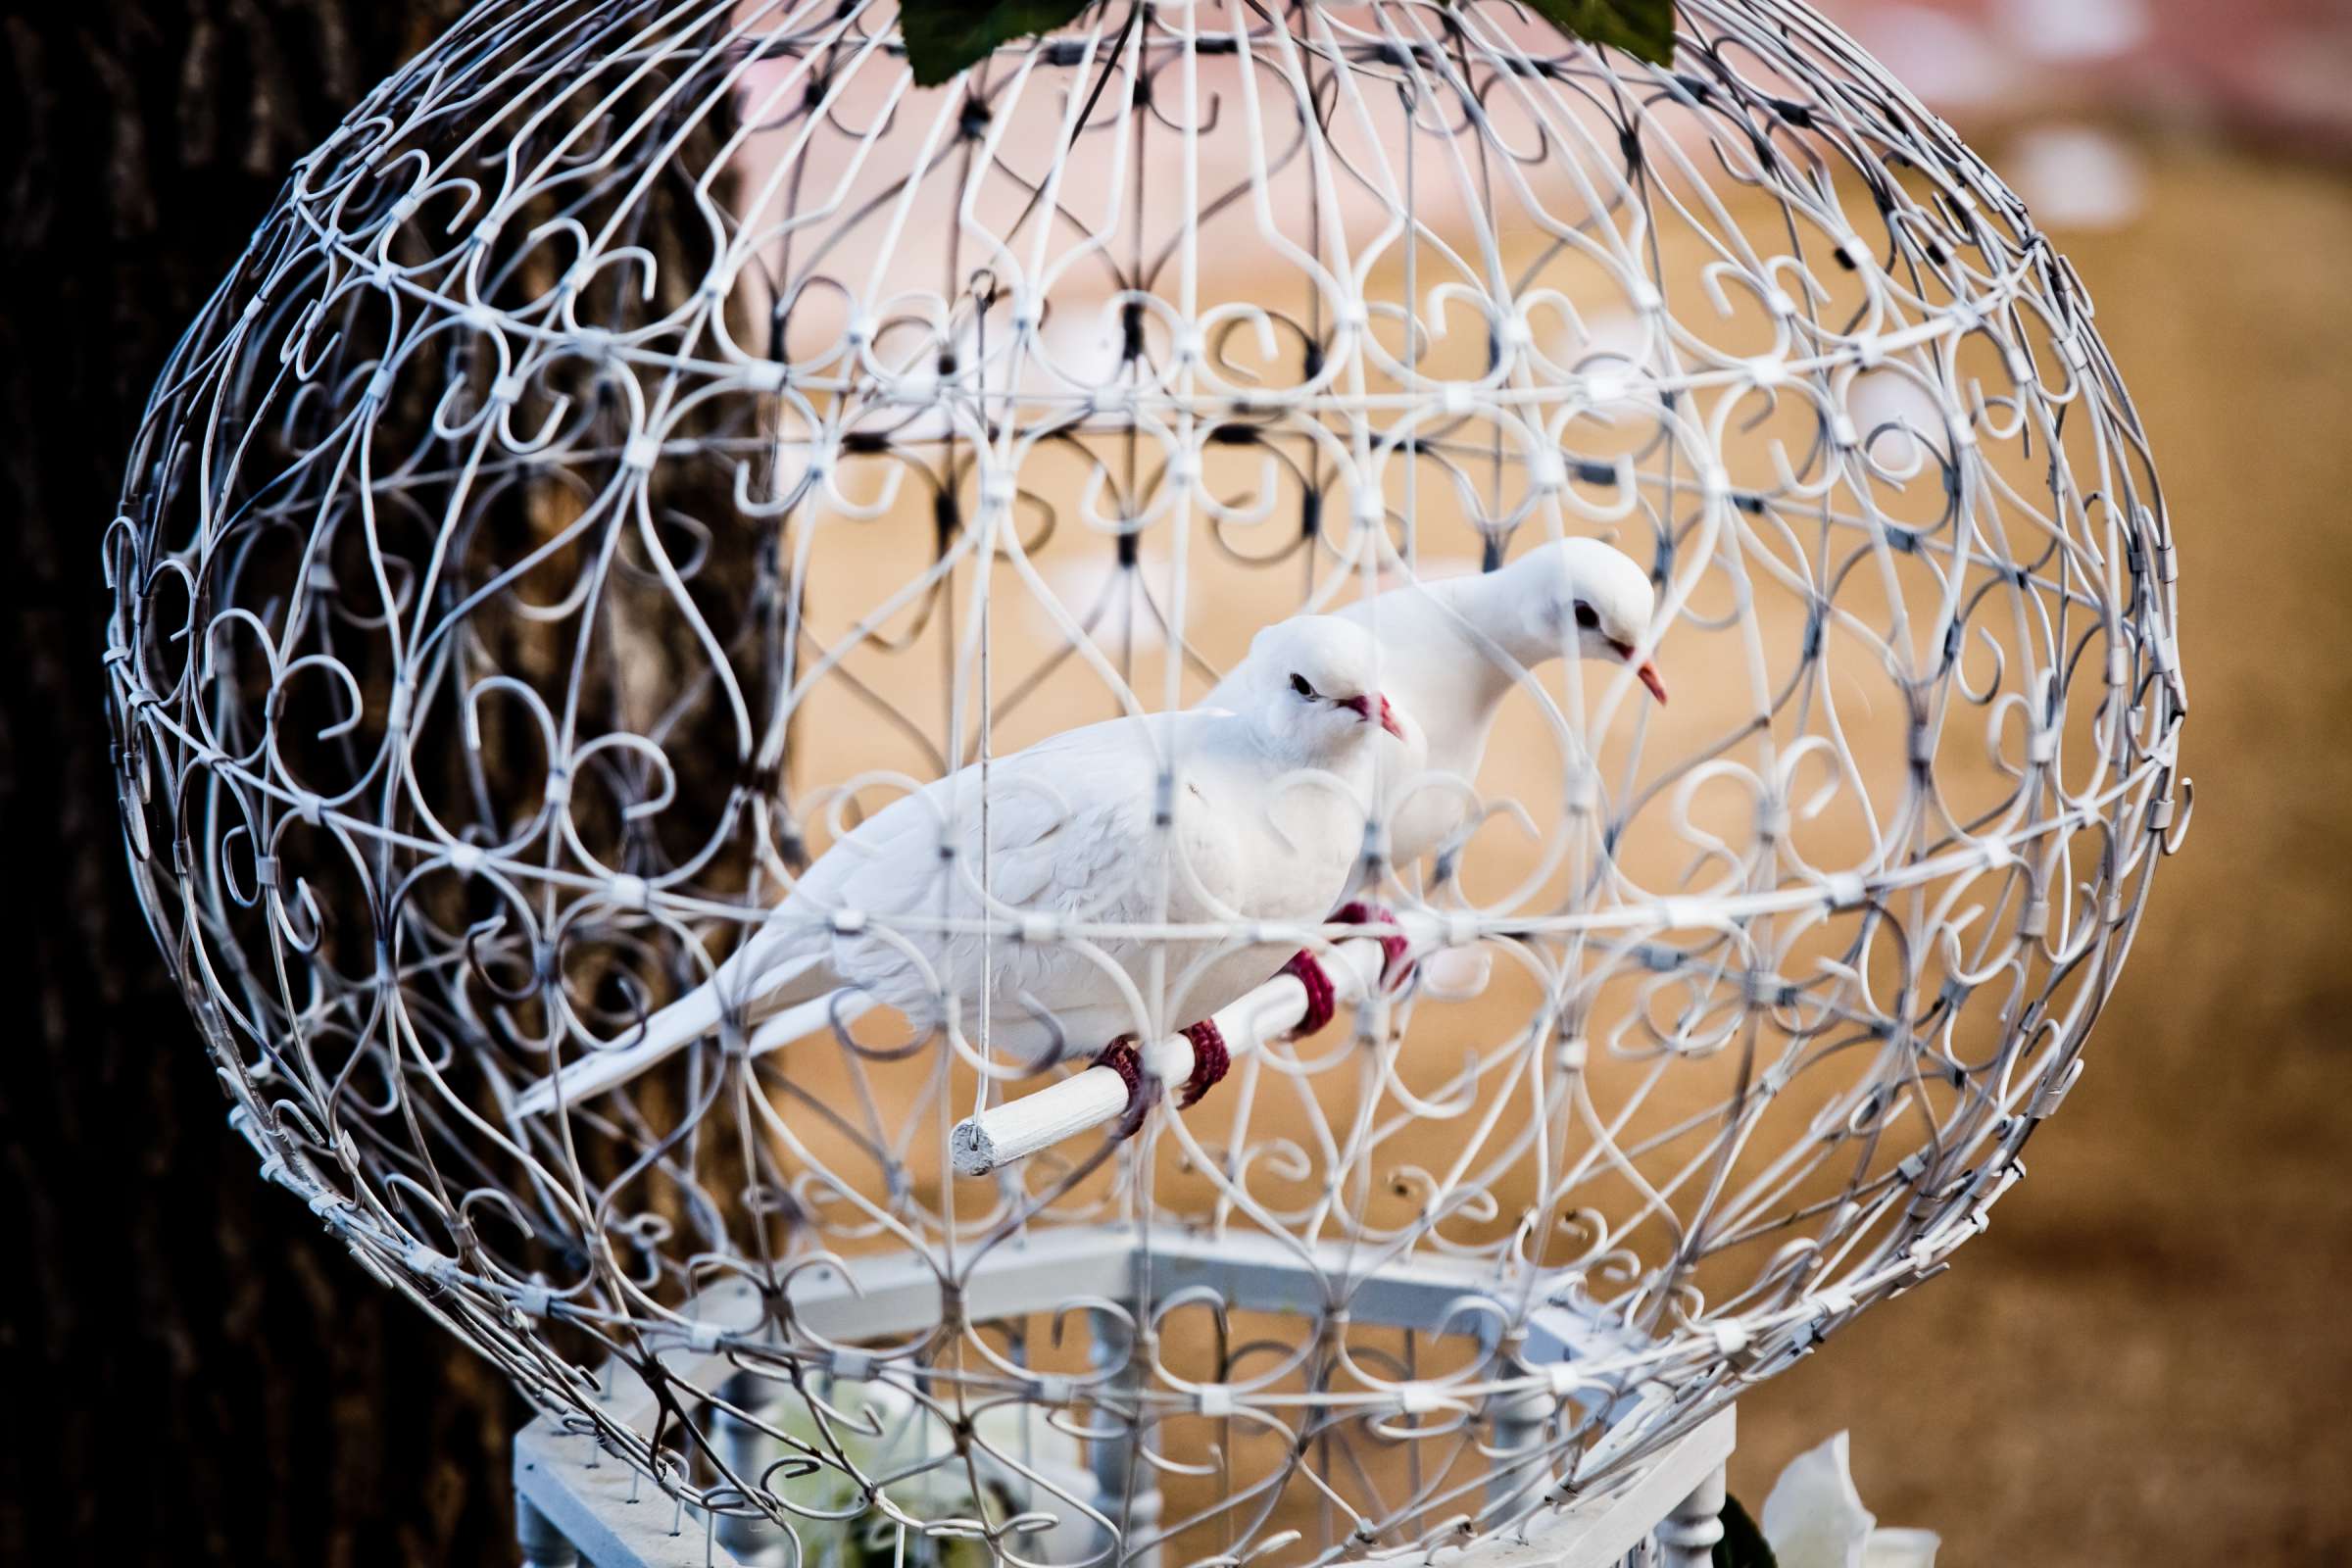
1340, 692, 1407, 739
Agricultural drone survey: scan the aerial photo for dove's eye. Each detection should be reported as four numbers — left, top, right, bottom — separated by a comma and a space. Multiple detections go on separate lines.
1289, 673, 1317, 699
1573, 601, 1600, 631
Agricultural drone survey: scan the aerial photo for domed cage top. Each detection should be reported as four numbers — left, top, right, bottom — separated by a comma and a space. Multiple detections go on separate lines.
103, 0, 2187, 1564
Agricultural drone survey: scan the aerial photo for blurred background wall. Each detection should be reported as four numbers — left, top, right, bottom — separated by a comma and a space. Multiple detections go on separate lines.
2, 0, 2345, 1561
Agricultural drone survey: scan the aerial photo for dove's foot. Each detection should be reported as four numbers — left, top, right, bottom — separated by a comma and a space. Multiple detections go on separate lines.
1280, 949, 1339, 1039
1093, 1036, 1155, 1139
1177, 1020, 1228, 1107
1334, 901, 1414, 990
1281, 905, 1415, 1039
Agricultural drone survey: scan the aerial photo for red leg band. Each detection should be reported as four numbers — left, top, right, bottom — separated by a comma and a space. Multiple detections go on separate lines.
1178, 1019, 1228, 1107
1334, 901, 1412, 989
1281, 950, 1337, 1038
1093, 1036, 1153, 1139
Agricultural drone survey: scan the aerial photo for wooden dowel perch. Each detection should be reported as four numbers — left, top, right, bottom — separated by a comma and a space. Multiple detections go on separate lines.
951, 936, 1397, 1177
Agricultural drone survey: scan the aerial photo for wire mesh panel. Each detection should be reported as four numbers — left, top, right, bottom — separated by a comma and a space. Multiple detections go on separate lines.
102, 1, 2187, 1563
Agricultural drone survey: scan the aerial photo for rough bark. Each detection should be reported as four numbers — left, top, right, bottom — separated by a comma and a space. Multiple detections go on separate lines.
0, 4, 520, 1563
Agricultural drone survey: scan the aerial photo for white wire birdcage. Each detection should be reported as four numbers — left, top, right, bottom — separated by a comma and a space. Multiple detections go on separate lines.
102, 1, 2188, 1564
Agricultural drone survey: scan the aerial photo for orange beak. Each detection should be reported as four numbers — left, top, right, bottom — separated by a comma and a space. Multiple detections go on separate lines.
1610, 639, 1669, 704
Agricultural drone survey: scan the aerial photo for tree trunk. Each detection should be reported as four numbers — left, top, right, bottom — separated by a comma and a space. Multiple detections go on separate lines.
0, 4, 523, 1562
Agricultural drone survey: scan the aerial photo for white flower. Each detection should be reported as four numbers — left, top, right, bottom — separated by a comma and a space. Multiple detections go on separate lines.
1760, 1432, 1939, 1568
765, 1377, 1095, 1568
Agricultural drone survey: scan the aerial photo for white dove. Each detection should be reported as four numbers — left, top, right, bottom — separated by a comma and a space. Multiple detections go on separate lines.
1206, 536, 1664, 884
512, 616, 1406, 1121
1193, 539, 1663, 1030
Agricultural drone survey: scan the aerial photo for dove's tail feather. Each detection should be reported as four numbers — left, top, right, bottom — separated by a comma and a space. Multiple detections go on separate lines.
509, 943, 837, 1118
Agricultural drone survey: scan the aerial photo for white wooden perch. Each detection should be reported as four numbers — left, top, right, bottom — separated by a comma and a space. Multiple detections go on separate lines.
951, 925, 1494, 1177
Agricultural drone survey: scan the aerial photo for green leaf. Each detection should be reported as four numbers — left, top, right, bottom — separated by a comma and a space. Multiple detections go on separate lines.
1513, 0, 1677, 66
900, 0, 1097, 86
897, 0, 1676, 88
1713, 1493, 1780, 1568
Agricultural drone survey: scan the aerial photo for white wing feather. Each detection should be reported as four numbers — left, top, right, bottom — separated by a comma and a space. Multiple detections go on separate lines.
514, 714, 1243, 1116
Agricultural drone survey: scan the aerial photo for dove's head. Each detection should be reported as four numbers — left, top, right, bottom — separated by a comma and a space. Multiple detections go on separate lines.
1235, 615, 1408, 764
1515, 538, 1668, 703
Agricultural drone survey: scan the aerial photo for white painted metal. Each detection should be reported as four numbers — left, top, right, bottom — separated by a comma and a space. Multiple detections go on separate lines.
511, 1241, 1736, 1568
104, 0, 2187, 1560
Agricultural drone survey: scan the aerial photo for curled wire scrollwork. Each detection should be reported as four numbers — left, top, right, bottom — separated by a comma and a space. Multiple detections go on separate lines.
102, 0, 2182, 1561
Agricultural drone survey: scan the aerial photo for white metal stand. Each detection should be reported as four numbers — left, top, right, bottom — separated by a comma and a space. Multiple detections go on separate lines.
511, 1229, 1737, 1568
